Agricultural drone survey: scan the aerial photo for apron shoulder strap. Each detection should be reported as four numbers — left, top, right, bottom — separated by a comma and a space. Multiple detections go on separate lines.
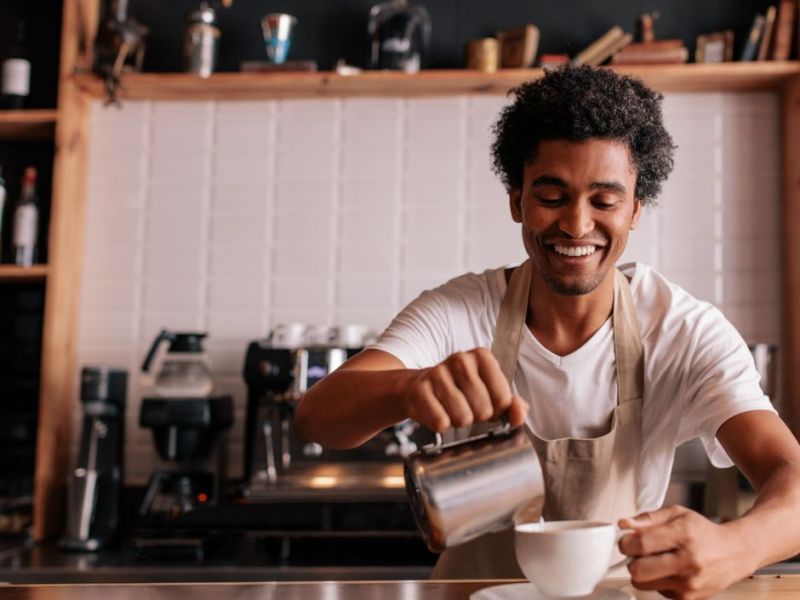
491, 260, 532, 383
613, 269, 644, 403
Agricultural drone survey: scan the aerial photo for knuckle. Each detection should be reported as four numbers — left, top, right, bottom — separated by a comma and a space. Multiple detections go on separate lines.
474, 404, 493, 422
451, 352, 473, 374
676, 518, 692, 542
431, 416, 450, 433
683, 577, 702, 593
430, 364, 447, 382
684, 553, 702, 577
475, 347, 499, 367
631, 532, 648, 554
627, 559, 641, 579
451, 410, 474, 428
495, 393, 512, 409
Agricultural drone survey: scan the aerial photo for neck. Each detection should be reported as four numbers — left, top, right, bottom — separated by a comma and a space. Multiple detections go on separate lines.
527, 269, 615, 356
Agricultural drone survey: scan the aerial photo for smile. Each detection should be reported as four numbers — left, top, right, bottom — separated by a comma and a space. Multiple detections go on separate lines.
551, 244, 598, 257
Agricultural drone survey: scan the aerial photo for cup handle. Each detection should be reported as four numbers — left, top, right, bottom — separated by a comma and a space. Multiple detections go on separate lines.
606, 527, 635, 573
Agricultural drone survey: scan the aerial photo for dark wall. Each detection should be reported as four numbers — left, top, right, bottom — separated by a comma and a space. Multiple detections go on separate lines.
127, 0, 777, 72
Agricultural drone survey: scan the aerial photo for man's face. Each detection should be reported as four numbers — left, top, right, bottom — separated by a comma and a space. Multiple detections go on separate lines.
509, 139, 642, 296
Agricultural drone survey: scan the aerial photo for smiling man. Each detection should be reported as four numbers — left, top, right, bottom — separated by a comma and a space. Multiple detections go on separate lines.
295, 66, 800, 599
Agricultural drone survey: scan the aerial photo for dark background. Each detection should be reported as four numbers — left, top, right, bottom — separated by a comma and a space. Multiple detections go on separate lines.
125, 0, 780, 72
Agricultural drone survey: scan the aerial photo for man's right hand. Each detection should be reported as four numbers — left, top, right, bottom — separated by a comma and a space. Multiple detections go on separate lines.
401, 347, 529, 432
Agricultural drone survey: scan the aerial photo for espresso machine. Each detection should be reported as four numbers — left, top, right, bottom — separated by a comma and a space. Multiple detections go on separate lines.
242, 325, 430, 501
60, 367, 127, 551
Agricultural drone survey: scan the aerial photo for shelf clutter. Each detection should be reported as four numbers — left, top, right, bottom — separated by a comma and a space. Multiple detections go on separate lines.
71, 62, 800, 102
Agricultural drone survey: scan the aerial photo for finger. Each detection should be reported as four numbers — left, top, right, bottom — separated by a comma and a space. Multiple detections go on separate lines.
411, 379, 451, 432
619, 505, 687, 530
446, 352, 494, 422
628, 551, 684, 584
430, 365, 475, 428
473, 348, 513, 417
506, 395, 529, 427
620, 515, 691, 557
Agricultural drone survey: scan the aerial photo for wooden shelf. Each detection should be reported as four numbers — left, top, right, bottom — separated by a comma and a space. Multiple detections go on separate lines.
0, 264, 48, 283
0, 110, 58, 140
72, 62, 800, 100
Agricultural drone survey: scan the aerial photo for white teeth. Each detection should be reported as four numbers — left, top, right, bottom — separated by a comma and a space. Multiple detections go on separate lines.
553, 244, 597, 257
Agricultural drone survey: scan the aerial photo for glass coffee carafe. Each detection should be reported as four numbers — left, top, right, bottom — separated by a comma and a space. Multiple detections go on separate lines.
141, 330, 213, 398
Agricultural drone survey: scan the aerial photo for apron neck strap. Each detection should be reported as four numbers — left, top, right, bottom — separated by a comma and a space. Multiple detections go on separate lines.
491, 260, 644, 405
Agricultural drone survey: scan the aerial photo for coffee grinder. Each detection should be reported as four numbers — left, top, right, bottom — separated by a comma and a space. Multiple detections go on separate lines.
138, 331, 232, 525
60, 367, 127, 551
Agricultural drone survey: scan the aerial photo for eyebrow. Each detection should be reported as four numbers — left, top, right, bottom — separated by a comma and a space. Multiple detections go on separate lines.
530, 175, 627, 195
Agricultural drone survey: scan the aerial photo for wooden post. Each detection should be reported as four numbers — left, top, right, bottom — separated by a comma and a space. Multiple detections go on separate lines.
33, 0, 98, 540
782, 74, 800, 439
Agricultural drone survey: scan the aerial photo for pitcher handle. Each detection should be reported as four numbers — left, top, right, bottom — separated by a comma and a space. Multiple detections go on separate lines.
425, 413, 512, 454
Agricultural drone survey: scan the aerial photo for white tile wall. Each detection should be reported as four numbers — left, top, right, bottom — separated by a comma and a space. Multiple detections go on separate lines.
78, 92, 782, 484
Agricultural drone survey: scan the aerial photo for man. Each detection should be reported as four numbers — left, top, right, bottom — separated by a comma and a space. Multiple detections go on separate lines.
295, 65, 800, 599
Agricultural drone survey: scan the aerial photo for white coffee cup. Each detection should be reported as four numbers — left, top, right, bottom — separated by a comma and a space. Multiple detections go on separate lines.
514, 520, 630, 597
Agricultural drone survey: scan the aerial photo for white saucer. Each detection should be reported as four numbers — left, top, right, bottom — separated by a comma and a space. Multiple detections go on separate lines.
470, 583, 633, 600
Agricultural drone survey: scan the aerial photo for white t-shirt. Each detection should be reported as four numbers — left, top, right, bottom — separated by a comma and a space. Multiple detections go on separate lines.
371, 262, 775, 513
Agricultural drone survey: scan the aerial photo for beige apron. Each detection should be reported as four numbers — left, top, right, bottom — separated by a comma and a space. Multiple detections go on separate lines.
430, 259, 644, 579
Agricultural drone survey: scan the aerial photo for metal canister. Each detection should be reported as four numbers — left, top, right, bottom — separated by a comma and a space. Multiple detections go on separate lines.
183, 2, 220, 77
404, 424, 544, 552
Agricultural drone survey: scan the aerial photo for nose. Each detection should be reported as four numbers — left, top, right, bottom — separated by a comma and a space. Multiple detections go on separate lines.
558, 200, 595, 238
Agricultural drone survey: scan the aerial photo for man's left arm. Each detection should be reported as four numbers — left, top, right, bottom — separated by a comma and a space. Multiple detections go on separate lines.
619, 410, 800, 599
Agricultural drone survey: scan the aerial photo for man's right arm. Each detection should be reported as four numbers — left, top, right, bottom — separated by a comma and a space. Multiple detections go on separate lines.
294, 347, 528, 450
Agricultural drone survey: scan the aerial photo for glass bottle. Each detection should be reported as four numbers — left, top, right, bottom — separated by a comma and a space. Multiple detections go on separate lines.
12, 166, 38, 267
0, 165, 6, 261
1, 21, 31, 110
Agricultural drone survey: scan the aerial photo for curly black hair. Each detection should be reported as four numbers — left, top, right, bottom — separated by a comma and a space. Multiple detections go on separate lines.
490, 65, 676, 205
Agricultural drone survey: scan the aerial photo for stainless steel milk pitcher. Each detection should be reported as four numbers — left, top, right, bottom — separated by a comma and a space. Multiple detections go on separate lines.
404, 423, 545, 552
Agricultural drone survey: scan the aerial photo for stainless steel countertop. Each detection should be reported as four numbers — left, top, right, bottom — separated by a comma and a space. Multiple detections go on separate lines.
243, 463, 407, 502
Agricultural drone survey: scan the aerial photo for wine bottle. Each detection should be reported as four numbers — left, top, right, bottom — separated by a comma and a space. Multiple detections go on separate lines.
0, 165, 6, 262
1, 21, 31, 110
12, 167, 38, 267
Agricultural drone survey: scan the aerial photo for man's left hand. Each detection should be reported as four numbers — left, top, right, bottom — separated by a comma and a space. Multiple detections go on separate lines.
618, 505, 755, 600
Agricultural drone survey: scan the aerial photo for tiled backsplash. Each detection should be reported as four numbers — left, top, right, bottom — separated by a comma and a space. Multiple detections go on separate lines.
78, 92, 781, 483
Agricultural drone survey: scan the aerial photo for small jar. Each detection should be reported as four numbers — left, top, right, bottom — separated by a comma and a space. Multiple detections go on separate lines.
466, 37, 499, 73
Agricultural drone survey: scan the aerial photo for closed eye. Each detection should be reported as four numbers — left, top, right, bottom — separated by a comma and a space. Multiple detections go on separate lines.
536, 196, 566, 206
592, 199, 622, 209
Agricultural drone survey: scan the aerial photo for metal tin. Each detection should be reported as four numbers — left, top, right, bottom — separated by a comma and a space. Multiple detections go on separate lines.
183, 3, 220, 77
404, 424, 544, 552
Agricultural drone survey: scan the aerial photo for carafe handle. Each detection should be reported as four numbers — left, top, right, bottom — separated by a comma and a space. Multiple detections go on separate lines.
141, 329, 175, 373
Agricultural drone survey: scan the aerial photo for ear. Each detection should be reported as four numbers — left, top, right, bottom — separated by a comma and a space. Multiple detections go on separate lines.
630, 198, 643, 230
509, 189, 523, 223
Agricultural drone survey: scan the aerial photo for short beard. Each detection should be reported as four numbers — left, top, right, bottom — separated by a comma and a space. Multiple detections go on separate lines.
538, 264, 608, 296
